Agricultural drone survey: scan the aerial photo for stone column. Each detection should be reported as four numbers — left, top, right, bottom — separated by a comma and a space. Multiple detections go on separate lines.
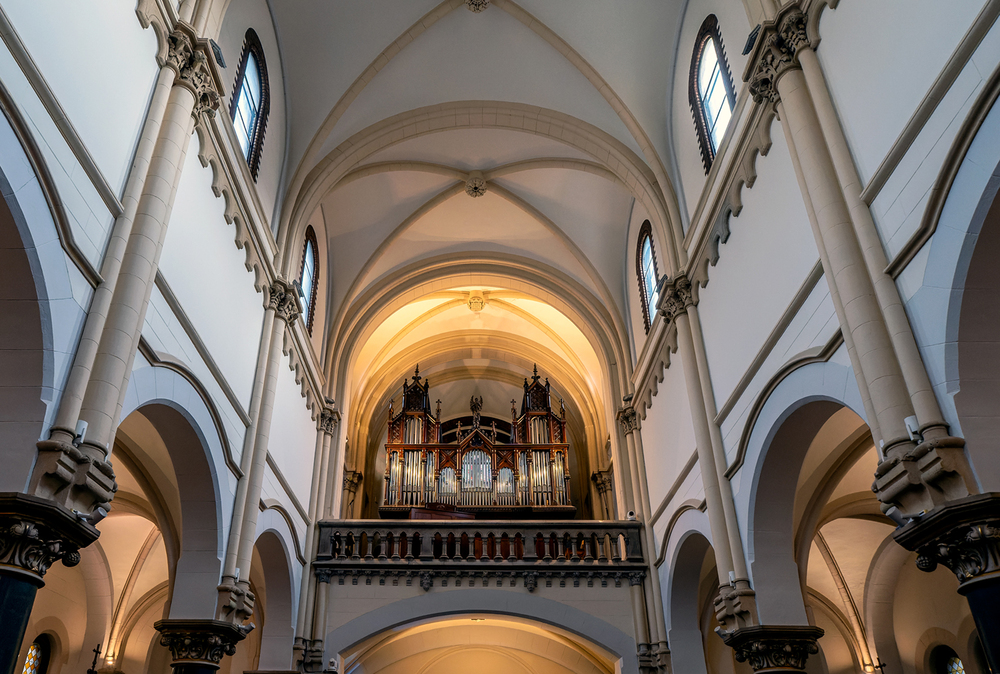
893, 493, 1000, 671
719, 625, 824, 674
154, 619, 248, 674
222, 280, 299, 621
617, 406, 669, 669
29, 26, 220, 521
0, 494, 97, 674
294, 404, 338, 668
745, 6, 977, 518
658, 275, 759, 634
626, 571, 658, 674
305, 568, 333, 673
591, 469, 614, 519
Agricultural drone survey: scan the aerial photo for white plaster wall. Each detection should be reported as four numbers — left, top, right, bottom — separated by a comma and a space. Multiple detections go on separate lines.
817, 0, 985, 186
670, 0, 751, 221
0, 34, 116, 270
1, 0, 159, 194
638, 353, 697, 516
269, 352, 318, 504
697, 121, 818, 411
217, 0, 288, 222
159, 145, 264, 412
857, 8, 1000, 260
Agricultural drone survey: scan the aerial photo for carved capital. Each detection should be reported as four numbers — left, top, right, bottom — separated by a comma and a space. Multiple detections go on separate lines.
714, 580, 759, 633
627, 570, 645, 587
657, 273, 696, 324
166, 29, 221, 117
0, 493, 99, 582
154, 619, 250, 667
719, 625, 824, 673
319, 407, 339, 435
744, 8, 809, 106
894, 493, 1000, 587
267, 279, 300, 325
617, 406, 639, 436
591, 470, 614, 495
315, 567, 334, 584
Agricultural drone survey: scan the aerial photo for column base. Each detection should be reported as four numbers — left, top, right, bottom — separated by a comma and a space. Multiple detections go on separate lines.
717, 625, 824, 673
893, 492, 1000, 672
0, 493, 99, 674
154, 619, 250, 673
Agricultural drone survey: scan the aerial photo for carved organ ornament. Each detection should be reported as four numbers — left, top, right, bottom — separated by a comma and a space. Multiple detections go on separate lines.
381, 366, 575, 518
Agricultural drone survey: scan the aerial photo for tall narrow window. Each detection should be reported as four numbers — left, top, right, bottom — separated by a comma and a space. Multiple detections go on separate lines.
636, 221, 659, 333
229, 28, 269, 180
299, 227, 319, 334
689, 15, 736, 173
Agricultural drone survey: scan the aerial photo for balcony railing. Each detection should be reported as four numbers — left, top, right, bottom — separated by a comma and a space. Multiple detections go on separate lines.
314, 520, 647, 591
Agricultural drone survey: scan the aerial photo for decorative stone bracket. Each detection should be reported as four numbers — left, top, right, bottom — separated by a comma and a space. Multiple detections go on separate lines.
155, 619, 251, 669
718, 625, 824, 673
0, 493, 99, 582
714, 580, 759, 634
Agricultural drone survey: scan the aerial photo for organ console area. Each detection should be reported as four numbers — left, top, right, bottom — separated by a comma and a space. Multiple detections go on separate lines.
380, 366, 576, 519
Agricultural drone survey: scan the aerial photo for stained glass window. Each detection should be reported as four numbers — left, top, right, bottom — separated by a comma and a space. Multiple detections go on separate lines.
22, 639, 48, 674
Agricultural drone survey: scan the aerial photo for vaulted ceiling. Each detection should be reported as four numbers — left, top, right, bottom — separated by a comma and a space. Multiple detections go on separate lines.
224, 0, 695, 483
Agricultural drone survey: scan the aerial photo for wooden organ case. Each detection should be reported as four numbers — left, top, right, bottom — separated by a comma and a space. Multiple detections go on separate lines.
380, 366, 576, 519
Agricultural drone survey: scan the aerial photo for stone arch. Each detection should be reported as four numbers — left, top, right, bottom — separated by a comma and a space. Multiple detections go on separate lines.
253, 527, 297, 670
737, 357, 867, 625
322, 588, 640, 674
664, 510, 714, 674
117, 365, 231, 619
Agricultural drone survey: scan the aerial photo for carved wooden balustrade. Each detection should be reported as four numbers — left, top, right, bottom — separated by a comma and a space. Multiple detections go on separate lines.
314, 520, 646, 591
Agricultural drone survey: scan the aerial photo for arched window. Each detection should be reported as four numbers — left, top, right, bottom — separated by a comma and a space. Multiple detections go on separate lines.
689, 15, 736, 174
298, 226, 319, 334
229, 28, 269, 181
930, 646, 965, 674
635, 221, 659, 333
21, 636, 50, 674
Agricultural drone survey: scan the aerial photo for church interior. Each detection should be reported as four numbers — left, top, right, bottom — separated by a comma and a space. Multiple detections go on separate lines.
2, 1, 1000, 673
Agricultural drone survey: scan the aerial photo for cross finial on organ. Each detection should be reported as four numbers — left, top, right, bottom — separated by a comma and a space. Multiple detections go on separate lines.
412, 364, 421, 383
531, 363, 540, 383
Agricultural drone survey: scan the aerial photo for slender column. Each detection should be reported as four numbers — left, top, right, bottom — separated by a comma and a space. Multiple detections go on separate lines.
746, 6, 977, 516
659, 277, 759, 634
659, 281, 735, 584
778, 94, 880, 443
0, 495, 97, 674
77, 29, 220, 457
294, 405, 337, 667
627, 571, 657, 674
306, 569, 333, 672
48, 65, 174, 445
232, 280, 300, 589
618, 408, 669, 662
797, 46, 951, 442
220, 307, 275, 583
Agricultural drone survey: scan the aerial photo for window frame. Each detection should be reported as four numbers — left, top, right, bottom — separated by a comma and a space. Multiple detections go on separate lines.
635, 220, 660, 334
688, 15, 736, 174
299, 226, 320, 335
22, 635, 51, 674
229, 28, 270, 181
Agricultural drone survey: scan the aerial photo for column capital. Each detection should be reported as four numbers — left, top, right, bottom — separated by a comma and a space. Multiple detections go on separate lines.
154, 619, 250, 669
744, 6, 810, 106
894, 493, 1000, 586
267, 279, 301, 325
617, 405, 639, 436
315, 567, 334, 584
656, 272, 696, 324
0, 493, 99, 582
627, 570, 646, 587
165, 27, 221, 117
319, 402, 340, 435
591, 469, 613, 495
719, 625, 824, 673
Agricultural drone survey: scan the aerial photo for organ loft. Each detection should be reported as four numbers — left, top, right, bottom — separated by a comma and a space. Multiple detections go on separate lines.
380, 366, 575, 518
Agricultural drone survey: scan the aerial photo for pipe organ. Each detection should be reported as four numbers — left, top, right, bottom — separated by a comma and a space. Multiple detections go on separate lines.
381, 366, 576, 518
